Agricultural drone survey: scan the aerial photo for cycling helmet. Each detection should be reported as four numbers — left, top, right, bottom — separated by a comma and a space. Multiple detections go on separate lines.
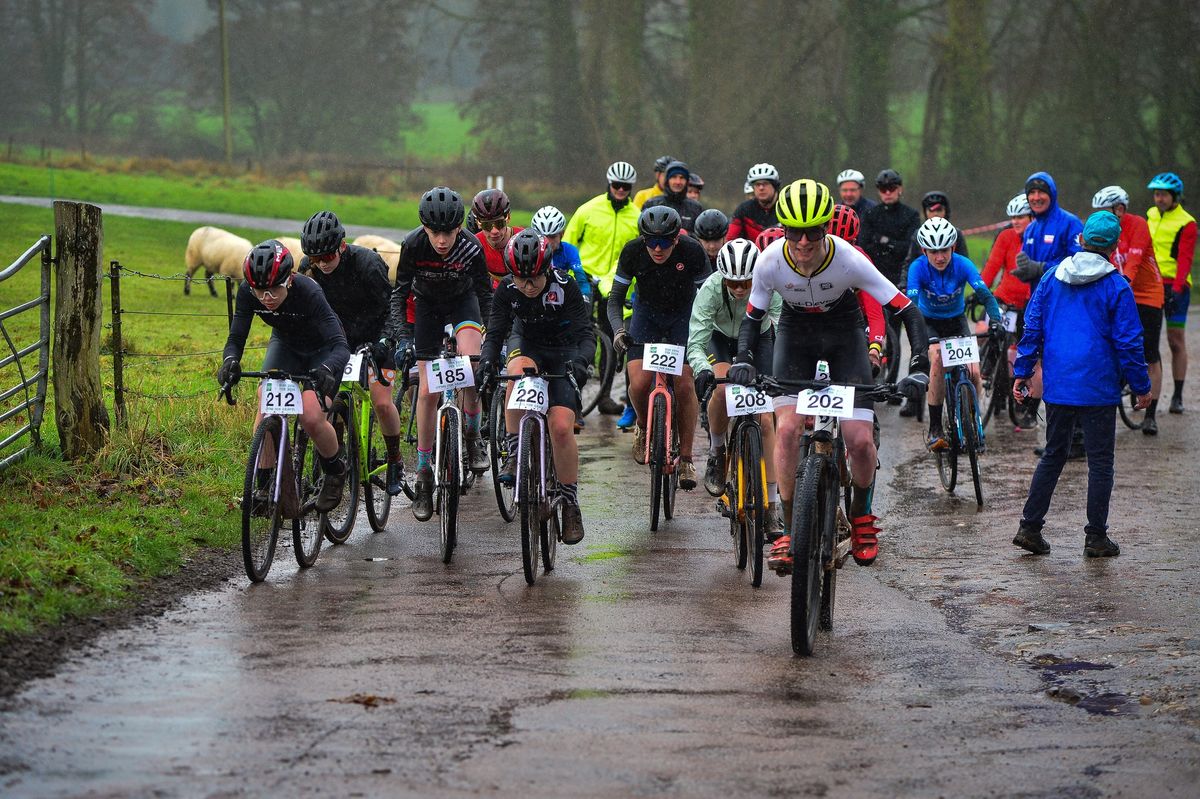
243, 240, 294, 289
465, 210, 480, 235
915, 217, 959, 250
1147, 172, 1184, 195
688, 172, 705, 189
836, 169, 866, 187
693, 208, 729, 240
419, 186, 465, 232
606, 161, 637, 184
755, 226, 785, 250
828, 204, 861, 243
1006, 193, 1032, 217
530, 205, 567, 237
300, 210, 345, 256
503, 229, 550, 279
922, 191, 950, 213
471, 188, 510, 221
744, 181, 753, 194
638, 205, 682, 238
716, 238, 759, 280
875, 168, 903, 188
654, 155, 675, 173
1091, 185, 1129, 210
775, 179, 835, 228
746, 163, 780, 186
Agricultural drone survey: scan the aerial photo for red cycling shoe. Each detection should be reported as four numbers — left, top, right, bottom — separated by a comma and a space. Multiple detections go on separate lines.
766, 535, 792, 574
851, 514, 880, 566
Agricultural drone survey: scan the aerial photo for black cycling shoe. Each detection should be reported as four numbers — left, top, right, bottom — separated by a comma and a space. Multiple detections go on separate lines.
1013, 523, 1050, 555
1169, 395, 1184, 414
1142, 415, 1159, 436
386, 460, 405, 496
315, 455, 348, 513
1084, 533, 1120, 558
597, 396, 624, 415
704, 449, 725, 497
560, 502, 585, 544
411, 466, 434, 521
498, 451, 517, 486
898, 397, 918, 417
466, 432, 489, 473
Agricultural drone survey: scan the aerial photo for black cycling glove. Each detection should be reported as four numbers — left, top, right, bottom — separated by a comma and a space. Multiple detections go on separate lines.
217, 356, 240, 388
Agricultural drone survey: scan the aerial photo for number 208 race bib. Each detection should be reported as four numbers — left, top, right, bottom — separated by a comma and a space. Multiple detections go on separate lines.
725, 384, 770, 416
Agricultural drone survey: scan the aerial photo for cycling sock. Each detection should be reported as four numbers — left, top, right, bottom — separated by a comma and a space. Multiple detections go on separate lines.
416, 447, 432, 471
710, 430, 722, 450
850, 483, 873, 518
1174, 380, 1184, 400
560, 482, 579, 505
464, 410, 480, 434
320, 448, 346, 474
505, 432, 518, 454
780, 498, 793, 534
767, 481, 779, 503
1148, 399, 1159, 417
384, 434, 401, 462
928, 403, 943, 434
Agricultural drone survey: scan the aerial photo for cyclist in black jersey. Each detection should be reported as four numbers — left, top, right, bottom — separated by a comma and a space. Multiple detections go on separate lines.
390, 187, 493, 521
477, 230, 596, 544
219, 240, 351, 513
297, 210, 408, 496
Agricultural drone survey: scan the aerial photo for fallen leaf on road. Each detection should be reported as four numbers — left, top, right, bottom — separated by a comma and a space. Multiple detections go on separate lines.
328, 693, 397, 709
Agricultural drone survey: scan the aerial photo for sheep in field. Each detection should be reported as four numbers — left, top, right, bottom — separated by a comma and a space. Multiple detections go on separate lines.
353, 234, 401, 283
276, 237, 304, 263
184, 226, 253, 296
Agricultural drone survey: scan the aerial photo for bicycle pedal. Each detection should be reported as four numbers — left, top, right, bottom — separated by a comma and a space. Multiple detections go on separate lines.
715, 498, 732, 518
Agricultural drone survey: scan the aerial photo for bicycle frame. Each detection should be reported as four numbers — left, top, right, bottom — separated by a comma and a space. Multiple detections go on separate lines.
942, 364, 986, 454
645, 371, 677, 473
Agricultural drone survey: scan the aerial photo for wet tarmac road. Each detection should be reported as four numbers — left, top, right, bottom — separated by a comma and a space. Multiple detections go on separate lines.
3, 374, 1200, 796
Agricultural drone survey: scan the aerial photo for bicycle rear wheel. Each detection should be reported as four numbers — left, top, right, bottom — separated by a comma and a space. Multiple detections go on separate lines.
791, 454, 827, 656
1117, 383, 1144, 430
979, 338, 1007, 431
960, 382, 984, 508
398, 384, 419, 501
936, 391, 959, 493
438, 413, 460, 564
489, 384, 516, 522
579, 325, 616, 417
320, 400, 360, 545
290, 422, 324, 568
519, 423, 542, 584
363, 405, 392, 532
649, 394, 667, 532
242, 417, 283, 582
740, 423, 766, 588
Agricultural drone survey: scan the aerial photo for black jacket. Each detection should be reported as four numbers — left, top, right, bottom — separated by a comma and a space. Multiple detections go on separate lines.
299, 244, 396, 346
860, 201, 921, 283
643, 191, 705, 234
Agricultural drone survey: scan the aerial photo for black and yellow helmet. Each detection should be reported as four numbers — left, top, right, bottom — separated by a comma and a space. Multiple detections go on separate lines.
775, 179, 835, 228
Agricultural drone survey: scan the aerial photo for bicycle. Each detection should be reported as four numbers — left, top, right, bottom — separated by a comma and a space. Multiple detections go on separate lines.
491, 366, 579, 584
578, 278, 619, 417
760, 371, 905, 656
487, 376, 518, 522
969, 298, 1036, 430
700, 377, 770, 587
1117, 379, 1145, 430
221, 369, 331, 582
930, 333, 991, 508
321, 345, 395, 544
641, 342, 683, 532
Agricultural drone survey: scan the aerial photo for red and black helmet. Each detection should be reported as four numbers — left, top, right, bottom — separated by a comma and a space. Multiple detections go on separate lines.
504, 229, 550, 279
471, 188, 511, 222
828, 204, 861, 243
243, 239, 294, 289
754, 226, 785, 251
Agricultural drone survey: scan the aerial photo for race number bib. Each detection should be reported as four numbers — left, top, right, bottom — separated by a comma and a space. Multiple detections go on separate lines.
425, 356, 473, 393
940, 336, 979, 366
507, 377, 549, 413
725, 384, 770, 417
1003, 310, 1018, 333
341, 352, 364, 385
796, 385, 855, 418
644, 343, 684, 376
260, 379, 302, 415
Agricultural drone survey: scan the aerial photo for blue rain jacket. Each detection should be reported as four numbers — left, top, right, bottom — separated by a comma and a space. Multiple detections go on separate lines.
1022, 171, 1083, 272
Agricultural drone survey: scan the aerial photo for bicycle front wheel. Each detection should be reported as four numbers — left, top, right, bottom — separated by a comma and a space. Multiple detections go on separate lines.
649, 394, 667, 532
960, 382, 984, 508
363, 404, 392, 532
791, 454, 827, 656
739, 422, 766, 588
519, 423, 541, 585
320, 400, 360, 545
438, 413, 460, 564
489, 384, 516, 522
242, 417, 284, 582
580, 325, 616, 417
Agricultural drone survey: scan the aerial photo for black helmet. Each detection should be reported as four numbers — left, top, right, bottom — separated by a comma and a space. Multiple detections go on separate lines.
301, 210, 345, 256
654, 155, 675, 173
465, 210, 480, 235
471, 188, 510, 221
922, 191, 950, 214
638, 206, 682, 238
503, 229, 550, 279
688, 172, 705, 189
693, 208, 729, 240
418, 186, 465, 232
875, 168, 903, 188
243, 240, 294, 290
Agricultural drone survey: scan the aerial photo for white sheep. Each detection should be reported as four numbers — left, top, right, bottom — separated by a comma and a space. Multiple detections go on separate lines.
353, 234, 401, 283
184, 226, 253, 296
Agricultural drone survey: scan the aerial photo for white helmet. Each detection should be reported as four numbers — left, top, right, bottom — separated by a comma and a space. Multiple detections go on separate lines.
916, 217, 959, 250
746, 163, 779, 185
743, 181, 753, 194
1006, 193, 1031, 217
716, 238, 759, 280
606, 161, 637, 184
1091, 185, 1129, 210
836, 169, 866, 187
530, 205, 567, 237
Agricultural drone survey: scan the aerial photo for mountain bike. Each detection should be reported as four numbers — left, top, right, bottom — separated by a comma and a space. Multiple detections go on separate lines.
970, 298, 1036, 430
701, 377, 770, 587
492, 367, 578, 584
486, 377, 518, 522
761, 372, 905, 656
931, 334, 990, 508
641, 342, 683, 532
222, 370, 330, 582
322, 345, 394, 544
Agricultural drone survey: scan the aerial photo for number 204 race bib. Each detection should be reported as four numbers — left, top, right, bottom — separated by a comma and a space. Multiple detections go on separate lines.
940, 336, 979, 367
260, 379, 303, 415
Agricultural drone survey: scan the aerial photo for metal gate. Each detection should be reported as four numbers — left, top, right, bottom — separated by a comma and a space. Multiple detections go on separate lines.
0, 235, 52, 469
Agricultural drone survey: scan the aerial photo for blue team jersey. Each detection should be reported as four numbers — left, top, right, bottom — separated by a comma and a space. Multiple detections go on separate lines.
906, 252, 1001, 320
551, 241, 591, 300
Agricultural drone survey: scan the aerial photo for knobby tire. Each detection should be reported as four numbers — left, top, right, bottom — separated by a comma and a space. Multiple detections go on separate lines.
439, 412, 460, 564
242, 416, 283, 583
519, 422, 541, 585
791, 454, 826, 656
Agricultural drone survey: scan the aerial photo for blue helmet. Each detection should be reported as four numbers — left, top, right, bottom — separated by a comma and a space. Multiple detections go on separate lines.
1147, 172, 1184, 195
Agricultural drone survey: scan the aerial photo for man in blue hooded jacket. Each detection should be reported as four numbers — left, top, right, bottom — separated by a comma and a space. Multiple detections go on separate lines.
1010, 211, 1151, 559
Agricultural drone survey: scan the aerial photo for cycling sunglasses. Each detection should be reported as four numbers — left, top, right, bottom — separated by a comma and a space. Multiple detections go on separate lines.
478, 218, 508, 232
308, 250, 338, 264
610, 182, 633, 192
782, 224, 827, 242
723, 278, 753, 291
643, 235, 676, 250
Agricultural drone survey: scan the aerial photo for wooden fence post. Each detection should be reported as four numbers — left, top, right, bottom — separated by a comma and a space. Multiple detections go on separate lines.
53, 200, 109, 459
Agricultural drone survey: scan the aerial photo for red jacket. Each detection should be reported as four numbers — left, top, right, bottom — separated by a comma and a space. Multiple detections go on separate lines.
981, 227, 1031, 309
1115, 213, 1162, 308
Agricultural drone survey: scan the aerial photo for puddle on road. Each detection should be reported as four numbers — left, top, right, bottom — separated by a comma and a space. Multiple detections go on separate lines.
1036, 657, 1138, 716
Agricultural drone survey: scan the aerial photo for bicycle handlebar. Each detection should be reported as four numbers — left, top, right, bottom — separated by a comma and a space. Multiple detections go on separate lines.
219, 369, 330, 412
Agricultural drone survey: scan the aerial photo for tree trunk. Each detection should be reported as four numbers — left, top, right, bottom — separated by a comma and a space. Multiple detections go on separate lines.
53, 201, 109, 459
540, 0, 592, 181
843, 0, 897, 169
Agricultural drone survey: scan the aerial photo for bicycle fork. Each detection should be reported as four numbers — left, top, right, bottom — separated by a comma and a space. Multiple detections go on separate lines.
434, 401, 464, 492
646, 375, 677, 473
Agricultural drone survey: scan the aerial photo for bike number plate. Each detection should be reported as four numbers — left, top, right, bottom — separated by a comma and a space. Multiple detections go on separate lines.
425, 356, 473, 393
261, 379, 303, 415
725, 384, 770, 416
1003, 309, 1018, 332
644, 343, 684, 376
796, 385, 855, 418
940, 336, 979, 366
508, 377, 549, 413
341, 352, 364, 385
